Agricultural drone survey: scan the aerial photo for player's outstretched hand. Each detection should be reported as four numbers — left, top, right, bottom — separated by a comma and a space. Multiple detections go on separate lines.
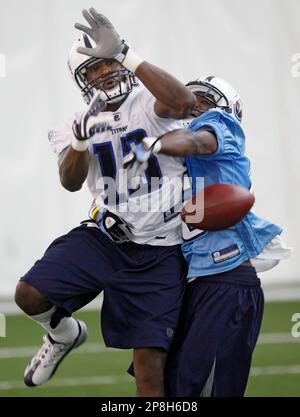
75, 7, 125, 59
123, 137, 162, 189
123, 143, 154, 190
72, 92, 113, 143
123, 143, 152, 169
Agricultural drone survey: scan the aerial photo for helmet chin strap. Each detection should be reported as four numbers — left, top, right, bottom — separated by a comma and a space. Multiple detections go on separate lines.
190, 107, 206, 117
96, 81, 128, 104
107, 94, 127, 104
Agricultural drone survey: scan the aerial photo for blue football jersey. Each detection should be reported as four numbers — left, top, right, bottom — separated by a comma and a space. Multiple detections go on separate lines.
182, 109, 282, 278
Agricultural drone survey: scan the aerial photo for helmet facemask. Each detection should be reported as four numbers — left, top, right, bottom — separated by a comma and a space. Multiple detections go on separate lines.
187, 81, 230, 116
186, 77, 243, 123
75, 57, 138, 105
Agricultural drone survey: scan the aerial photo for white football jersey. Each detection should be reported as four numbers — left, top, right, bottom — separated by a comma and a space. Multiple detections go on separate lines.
49, 86, 187, 245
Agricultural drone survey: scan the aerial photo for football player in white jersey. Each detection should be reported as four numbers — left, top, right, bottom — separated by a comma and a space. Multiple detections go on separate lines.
14, 8, 195, 396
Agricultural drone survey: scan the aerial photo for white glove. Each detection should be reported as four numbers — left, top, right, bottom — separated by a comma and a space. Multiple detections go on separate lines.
72, 92, 113, 151
123, 137, 162, 189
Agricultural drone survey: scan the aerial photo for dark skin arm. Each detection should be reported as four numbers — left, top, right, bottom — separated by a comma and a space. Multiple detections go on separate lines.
158, 128, 218, 156
135, 62, 196, 119
59, 146, 90, 192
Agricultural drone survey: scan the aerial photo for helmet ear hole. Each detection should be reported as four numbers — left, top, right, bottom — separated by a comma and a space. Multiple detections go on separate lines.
234, 100, 243, 122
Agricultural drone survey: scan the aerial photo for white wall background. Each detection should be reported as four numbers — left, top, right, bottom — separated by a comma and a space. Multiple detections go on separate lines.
0, 0, 299, 297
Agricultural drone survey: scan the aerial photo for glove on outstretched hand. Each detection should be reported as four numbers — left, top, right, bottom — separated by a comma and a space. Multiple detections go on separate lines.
75, 8, 143, 73
72, 92, 113, 142
75, 8, 128, 62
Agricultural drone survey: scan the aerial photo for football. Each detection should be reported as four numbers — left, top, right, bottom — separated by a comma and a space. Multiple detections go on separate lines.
181, 184, 255, 231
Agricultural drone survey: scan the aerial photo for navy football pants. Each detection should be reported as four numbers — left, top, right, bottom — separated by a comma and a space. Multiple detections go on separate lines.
165, 265, 264, 397
21, 224, 186, 351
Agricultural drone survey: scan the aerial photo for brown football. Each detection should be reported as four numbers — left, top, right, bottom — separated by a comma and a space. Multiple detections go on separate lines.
181, 184, 255, 231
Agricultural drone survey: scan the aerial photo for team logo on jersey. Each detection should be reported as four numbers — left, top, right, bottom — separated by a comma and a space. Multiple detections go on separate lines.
111, 126, 128, 135
111, 113, 128, 134
113, 113, 121, 122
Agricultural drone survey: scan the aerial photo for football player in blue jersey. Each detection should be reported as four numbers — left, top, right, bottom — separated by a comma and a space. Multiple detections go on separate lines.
124, 76, 291, 396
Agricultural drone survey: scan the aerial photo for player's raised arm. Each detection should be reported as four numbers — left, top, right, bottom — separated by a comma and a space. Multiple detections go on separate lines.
74, 7, 196, 119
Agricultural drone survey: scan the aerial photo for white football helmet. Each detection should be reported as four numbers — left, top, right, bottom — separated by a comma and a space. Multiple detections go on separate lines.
186, 76, 243, 123
68, 34, 138, 104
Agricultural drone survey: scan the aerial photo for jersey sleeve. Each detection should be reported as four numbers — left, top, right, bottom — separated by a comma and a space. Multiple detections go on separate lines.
189, 113, 226, 156
188, 110, 245, 158
47, 112, 83, 156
